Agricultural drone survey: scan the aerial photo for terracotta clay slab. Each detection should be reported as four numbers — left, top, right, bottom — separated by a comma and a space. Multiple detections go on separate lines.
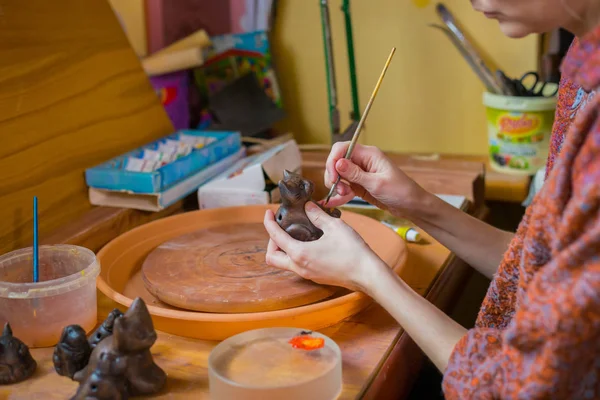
142, 223, 338, 313
96, 205, 407, 340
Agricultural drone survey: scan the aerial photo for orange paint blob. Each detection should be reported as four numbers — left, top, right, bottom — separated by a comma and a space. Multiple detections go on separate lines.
289, 335, 325, 351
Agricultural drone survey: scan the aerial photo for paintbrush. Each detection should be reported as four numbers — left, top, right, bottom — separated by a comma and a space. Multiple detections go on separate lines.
323, 47, 396, 205
33, 196, 39, 283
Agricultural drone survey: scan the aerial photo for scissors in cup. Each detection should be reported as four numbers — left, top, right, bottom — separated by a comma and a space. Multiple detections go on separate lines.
514, 71, 558, 97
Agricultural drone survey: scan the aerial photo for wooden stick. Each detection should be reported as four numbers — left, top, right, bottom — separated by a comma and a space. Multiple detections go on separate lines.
324, 47, 396, 205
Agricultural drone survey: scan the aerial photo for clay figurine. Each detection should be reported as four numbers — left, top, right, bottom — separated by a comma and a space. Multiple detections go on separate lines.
0, 323, 37, 385
53, 325, 92, 379
54, 308, 124, 380
88, 309, 124, 349
275, 169, 341, 242
54, 297, 166, 399
71, 352, 128, 400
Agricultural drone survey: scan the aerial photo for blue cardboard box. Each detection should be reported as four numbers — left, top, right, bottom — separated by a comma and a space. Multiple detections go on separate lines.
85, 130, 241, 194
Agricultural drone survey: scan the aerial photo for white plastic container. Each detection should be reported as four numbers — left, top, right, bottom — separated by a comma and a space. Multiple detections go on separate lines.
209, 327, 342, 400
483, 87, 557, 175
0, 245, 100, 348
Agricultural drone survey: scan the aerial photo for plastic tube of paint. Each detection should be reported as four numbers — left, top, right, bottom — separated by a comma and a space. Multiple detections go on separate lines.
158, 141, 192, 157
381, 221, 422, 242
179, 134, 217, 149
141, 149, 176, 164
125, 157, 160, 172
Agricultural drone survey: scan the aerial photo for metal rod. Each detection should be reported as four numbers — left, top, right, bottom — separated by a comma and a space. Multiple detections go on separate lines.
324, 47, 396, 205
342, 0, 360, 121
320, 0, 340, 134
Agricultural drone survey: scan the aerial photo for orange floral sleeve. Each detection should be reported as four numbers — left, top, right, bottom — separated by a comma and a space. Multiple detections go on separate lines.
442, 97, 600, 398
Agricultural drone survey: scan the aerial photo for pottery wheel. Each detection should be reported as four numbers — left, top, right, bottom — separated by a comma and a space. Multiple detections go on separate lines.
141, 223, 338, 313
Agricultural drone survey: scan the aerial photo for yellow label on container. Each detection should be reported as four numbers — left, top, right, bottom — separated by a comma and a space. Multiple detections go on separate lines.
486, 109, 554, 175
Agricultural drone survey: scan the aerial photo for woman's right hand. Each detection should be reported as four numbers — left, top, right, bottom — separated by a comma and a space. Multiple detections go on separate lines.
323, 142, 429, 216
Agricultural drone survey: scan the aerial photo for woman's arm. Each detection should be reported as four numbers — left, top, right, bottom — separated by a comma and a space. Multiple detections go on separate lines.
407, 193, 514, 279
365, 258, 467, 371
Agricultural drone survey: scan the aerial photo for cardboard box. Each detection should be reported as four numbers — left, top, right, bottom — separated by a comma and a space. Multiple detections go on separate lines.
198, 140, 301, 209
89, 148, 245, 211
85, 130, 241, 193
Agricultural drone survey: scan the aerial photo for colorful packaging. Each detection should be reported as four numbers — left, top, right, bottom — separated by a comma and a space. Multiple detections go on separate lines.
149, 71, 190, 130
483, 90, 557, 175
194, 31, 282, 108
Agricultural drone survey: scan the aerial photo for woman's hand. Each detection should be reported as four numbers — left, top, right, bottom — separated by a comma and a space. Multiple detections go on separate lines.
323, 142, 429, 216
263, 202, 387, 292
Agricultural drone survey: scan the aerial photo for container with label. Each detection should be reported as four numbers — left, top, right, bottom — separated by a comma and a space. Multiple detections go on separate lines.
483, 88, 557, 175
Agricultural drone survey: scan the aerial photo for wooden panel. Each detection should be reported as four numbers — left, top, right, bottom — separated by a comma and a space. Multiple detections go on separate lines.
0, 0, 174, 254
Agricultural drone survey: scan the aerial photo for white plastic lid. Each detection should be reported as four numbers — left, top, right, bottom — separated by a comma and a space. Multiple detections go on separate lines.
406, 229, 421, 242
483, 86, 557, 112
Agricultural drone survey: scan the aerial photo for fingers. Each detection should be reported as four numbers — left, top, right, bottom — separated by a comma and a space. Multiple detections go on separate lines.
265, 238, 292, 268
263, 210, 297, 255
325, 142, 350, 187
305, 202, 335, 229
336, 159, 371, 188
321, 192, 355, 208
325, 142, 377, 187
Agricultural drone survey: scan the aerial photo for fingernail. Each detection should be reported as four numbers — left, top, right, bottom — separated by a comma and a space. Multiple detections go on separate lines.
305, 202, 318, 212
336, 159, 348, 172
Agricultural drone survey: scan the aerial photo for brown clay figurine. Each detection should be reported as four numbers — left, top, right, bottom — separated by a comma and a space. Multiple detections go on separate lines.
54, 308, 124, 380
275, 169, 341, 242
53, 325, 92, 379
53, 298, 166, 399
0, 323, 37, 385
71, 352, 128, 400
88, 309, 123, 349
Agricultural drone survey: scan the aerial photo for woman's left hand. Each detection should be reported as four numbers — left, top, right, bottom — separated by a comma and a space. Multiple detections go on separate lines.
263, 202, 387, 292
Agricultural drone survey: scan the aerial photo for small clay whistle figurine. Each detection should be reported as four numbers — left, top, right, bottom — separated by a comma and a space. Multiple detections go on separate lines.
53, 325, 92, 379
275, 169, 341, 242
71, 353, 128, 400
88, 309, 123, 349
0, 323, 37, 385
71, 298, 166, 398
54, 308, 124, 380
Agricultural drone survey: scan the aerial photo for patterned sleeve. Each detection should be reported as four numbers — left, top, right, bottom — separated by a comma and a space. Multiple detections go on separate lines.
442, 116, 600, 399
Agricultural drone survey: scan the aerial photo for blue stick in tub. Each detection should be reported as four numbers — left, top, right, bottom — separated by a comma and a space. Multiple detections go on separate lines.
33, 196, 39, 283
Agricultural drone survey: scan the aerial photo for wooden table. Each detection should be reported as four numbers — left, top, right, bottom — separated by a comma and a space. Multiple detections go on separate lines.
4, 230, 462, 400
3, 156, 484, 399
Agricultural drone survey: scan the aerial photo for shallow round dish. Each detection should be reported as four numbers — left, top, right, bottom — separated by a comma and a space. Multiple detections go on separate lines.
208, 327, 341, 400
96, 204, 407, 341
0, 245, 100, 347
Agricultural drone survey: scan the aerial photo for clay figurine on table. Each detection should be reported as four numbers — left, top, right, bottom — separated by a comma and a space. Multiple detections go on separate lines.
0, 323, 37, 385
53, 325, 92, 379
88, 309, 124, 349
53, 308, 124, 380
53, 298, 166, 399
275, 169, 341, 242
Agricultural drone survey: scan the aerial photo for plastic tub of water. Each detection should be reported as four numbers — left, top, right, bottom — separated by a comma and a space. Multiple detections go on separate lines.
0, 245, 100, 348
209, 327, 342, 400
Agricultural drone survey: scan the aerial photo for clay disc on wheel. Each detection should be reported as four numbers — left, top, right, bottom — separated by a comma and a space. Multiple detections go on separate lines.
141, 223, 338, 313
